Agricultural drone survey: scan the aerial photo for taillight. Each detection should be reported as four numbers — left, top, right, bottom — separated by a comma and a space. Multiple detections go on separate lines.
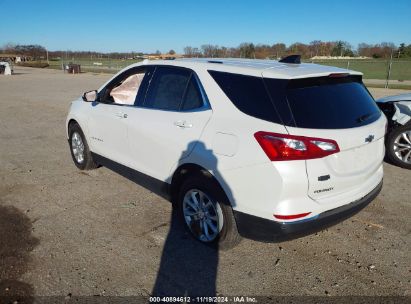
254, 131, 340, 161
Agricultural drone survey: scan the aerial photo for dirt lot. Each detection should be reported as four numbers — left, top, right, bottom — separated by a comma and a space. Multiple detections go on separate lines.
0, 67, 410, 301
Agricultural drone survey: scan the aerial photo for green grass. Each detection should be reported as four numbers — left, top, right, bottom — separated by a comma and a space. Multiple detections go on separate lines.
22, 57, 411, 81
308, 59, 411, 80
46, 58, 142, 74
17, 62, 50, 68
365, 83, 411, 90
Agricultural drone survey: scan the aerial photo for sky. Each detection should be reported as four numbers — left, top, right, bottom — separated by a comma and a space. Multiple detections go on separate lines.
1, 0, 410, 53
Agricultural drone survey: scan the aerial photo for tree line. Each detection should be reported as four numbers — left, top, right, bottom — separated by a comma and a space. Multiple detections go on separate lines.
2, 41, 411, 60
0, 43, 146, 60
184, 41, 411, 59
1, 43, 47, 58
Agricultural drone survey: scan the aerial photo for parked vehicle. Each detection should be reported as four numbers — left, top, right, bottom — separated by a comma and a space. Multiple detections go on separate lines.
66, 57, 386, 249
376, 93, 411, 169
0, 61, 12, 75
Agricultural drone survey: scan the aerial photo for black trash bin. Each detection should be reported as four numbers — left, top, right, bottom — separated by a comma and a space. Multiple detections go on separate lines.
66, 64, 81, 74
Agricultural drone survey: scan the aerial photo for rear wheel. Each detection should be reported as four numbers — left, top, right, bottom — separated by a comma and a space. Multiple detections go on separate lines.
386, 123, 411, 169
177, 172, 241, 250
68, 123, 98, 170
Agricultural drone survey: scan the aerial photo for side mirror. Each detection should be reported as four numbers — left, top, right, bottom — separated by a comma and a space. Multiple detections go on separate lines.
82, 90, 98, 102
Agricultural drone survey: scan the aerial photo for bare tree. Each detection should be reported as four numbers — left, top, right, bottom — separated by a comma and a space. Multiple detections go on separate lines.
201, 44, 219, 57
309, 40, 322, 57
271, 43, 286, 59
238, 43, 255, 58
184, 46, 194, 57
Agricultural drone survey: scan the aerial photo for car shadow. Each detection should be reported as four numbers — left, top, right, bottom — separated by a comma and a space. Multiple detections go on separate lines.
0, 204, 39, 303
151, 141, 235, 297
151, 208, 219, 296
90, 140, 235, 296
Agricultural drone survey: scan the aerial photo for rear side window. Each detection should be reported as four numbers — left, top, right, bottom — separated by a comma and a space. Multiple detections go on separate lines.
182, 77, 203, 111
144, 66, 206, 111
272, 76, 382, 129
144, 67, 191, 111
209, 71, 282, 124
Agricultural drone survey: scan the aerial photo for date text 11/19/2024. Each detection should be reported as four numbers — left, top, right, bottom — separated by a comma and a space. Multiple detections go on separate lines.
149, 296, 257, 303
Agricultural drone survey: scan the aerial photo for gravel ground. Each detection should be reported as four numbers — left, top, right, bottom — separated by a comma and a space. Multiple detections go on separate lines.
0, 67, 410, 301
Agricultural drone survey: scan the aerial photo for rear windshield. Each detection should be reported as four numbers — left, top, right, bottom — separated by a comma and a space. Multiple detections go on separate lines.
210, 70, 381, 129
278, 76, 381, 129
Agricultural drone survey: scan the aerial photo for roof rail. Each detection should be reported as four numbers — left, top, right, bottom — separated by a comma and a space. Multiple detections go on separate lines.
208, 60, 223, 64
279, 55, 301, 64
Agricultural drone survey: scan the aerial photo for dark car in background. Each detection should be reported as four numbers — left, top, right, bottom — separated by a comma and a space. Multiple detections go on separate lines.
377, 93, 411, 169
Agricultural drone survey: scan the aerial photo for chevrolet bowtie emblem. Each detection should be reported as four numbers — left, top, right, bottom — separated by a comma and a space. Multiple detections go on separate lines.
365, 135, 375, 143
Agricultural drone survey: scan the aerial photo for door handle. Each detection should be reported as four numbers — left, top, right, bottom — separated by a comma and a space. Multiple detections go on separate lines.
115, 112, 128, 118
174, 120, 192, 128
174, 120, 185, 128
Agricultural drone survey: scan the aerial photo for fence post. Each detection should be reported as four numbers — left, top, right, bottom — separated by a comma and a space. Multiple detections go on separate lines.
347, 61, 350, 69
385, 49, 393, 89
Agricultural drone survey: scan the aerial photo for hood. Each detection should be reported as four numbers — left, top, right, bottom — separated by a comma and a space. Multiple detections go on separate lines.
376, 93, 411, 103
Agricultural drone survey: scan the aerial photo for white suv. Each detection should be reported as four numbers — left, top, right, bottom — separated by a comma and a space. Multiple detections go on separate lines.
66, 57, 386, 249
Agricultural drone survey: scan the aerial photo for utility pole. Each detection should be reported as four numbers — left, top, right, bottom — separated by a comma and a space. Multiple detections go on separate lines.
385, 48, 394, 89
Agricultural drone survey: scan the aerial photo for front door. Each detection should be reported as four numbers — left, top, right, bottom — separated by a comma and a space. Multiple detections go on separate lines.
87, 102, 130, 165
87, 66, 149, 166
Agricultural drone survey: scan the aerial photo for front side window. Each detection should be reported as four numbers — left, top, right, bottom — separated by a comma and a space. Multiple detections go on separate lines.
100, 67, 147, 105
109, 73, 144, 105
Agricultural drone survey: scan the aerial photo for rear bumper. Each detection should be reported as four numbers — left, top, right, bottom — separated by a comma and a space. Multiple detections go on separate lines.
233, 179, 383, 242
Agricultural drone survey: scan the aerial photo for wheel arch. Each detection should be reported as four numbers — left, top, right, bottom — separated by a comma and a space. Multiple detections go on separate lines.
67, 118, 77, 130
170, 163, 233, 207
66, 118, 78, 139
67, 118, 88, 140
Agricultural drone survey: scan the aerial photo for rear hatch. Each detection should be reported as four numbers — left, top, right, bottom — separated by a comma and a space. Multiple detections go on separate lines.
263, 74, 386, 203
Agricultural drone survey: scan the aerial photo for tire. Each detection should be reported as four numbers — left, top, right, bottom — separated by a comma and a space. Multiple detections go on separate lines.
177, 171, 241, 250
385, 123, 411, 169
68, 122, 98, 170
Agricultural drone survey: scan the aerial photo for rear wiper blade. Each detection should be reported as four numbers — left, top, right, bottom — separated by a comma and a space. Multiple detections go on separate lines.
356, 113, 372, 123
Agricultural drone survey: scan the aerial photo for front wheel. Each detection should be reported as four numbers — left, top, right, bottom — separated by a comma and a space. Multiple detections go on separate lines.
68, 123, 98, 170
177, 172, 241, 250
386, 123, 411, 169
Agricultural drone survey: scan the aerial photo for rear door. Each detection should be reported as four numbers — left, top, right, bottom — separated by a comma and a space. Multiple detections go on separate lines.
263, 74, 386, 203
126, 66, 212, 181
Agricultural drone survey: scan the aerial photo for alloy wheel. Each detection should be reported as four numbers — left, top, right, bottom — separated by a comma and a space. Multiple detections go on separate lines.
393, 130, 411, 164
182, 189, 223, 242
71, 132, 85, 164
